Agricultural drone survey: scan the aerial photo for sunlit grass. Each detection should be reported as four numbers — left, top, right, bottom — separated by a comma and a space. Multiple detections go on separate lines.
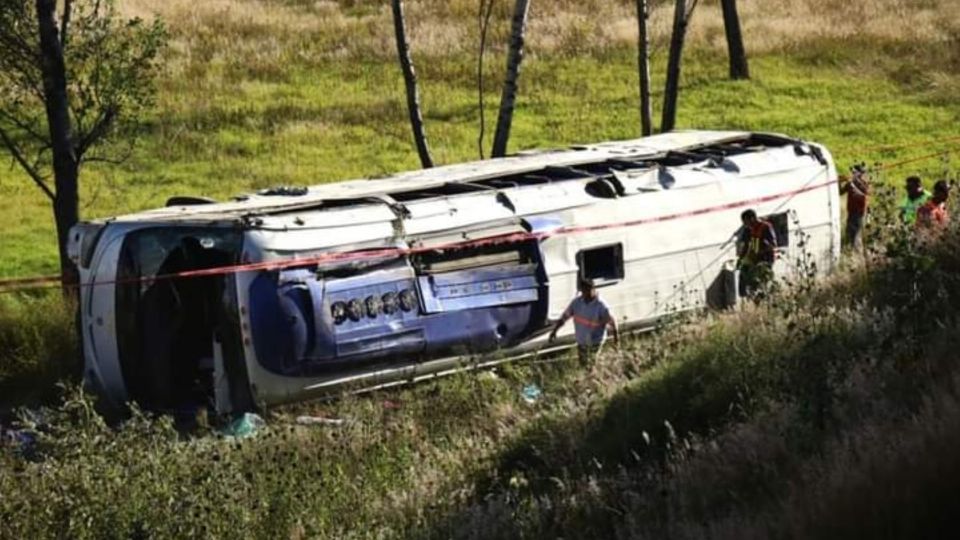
2, 50, 958, 277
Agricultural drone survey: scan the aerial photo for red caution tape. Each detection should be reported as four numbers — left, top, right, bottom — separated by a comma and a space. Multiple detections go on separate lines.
1, 142, 956, 294
0, 177, 838, 293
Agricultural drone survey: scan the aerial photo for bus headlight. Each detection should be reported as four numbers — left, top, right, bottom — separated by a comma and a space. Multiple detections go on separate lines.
399, 288, 417, 312
347, 299, 363, 321
331, 302, 347, 325
364, 295, 382, 318
381, 292, 399, 314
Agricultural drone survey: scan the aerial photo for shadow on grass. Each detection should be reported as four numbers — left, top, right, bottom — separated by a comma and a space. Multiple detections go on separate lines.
417, 225, 960, 539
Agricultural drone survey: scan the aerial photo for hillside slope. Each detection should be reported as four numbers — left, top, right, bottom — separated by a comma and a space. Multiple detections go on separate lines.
2, 190, 959, 539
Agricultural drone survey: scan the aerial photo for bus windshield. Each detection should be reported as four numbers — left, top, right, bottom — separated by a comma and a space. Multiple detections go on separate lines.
115, 227, 243, 411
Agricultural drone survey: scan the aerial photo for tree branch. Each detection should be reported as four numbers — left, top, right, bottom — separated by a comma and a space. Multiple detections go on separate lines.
0, 126, 56, 200
81, 134, 136, 166
75, 106, 116, 159
0, 110, 47, 145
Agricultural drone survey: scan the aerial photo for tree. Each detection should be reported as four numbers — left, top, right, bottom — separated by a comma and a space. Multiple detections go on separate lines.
476, 0, 496, 159
491, 0, 530, 158
721, 0, 749, 80
0, 0, 166, 288
390, 0, 433, 169
636, 0, 653, 136
661, 0, 699, 132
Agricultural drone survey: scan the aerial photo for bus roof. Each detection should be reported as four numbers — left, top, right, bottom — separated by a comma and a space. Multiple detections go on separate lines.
104, 130, 771, 224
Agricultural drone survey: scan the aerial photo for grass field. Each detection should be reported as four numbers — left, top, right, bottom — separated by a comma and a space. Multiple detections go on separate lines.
0, 0, 958, 277
2, 0, 960, 538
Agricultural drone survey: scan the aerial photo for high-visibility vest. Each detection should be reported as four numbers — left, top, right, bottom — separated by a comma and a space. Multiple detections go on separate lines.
745, 220, 776, 264
900, 191, 931, 225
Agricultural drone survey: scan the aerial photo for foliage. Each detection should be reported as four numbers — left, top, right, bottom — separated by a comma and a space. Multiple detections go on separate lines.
0, 0, 166, 193
2, 202, 960, 538
422, 191, 960, 539
0, 293, 76, 408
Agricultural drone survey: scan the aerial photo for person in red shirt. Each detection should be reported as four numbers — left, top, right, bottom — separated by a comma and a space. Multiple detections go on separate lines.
737, 209, 778, 297
916, 180, 950, 230
839, 164, 869, 248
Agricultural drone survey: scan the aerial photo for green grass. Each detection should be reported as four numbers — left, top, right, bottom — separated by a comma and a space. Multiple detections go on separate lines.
3, 212, 960, 538
1, 46, 958, 278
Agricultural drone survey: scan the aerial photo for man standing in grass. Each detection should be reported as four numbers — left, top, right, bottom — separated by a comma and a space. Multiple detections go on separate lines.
839, 164, 870, 248
549, 278, 620, 366
900, 175, 931, 225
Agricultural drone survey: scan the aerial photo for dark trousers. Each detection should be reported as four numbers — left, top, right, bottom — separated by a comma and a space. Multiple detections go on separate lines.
577, 344, 601, 366
846, 212, 864, 248
738, 262, 772, 298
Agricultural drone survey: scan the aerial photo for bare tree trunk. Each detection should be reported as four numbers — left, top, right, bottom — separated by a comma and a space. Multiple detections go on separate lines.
636, 0, 653, 136
491, 0, 530, 158
721, 0, 749, 80
36, 0, 79, 290
476, 0, 496, 159
661, 0, 697, 132
391, 0, 434, 168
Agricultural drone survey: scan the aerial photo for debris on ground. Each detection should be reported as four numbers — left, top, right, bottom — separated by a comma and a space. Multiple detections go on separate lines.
219, 412, 265, 439
295, 415, 345, 427
480, 370, 500, 381
382, 400, 402, 411
1, 427, 37, 456
521, 384, 542, 404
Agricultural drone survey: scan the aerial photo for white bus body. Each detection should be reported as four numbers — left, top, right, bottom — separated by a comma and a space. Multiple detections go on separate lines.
67, 131, 840, 413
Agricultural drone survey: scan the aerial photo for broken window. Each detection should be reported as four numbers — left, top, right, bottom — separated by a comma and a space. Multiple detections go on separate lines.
763, 212, 790, 247
389, 182, 488, 202
577, 244, 624, 285
584, 178, 619, 199
116, 227, 242, 411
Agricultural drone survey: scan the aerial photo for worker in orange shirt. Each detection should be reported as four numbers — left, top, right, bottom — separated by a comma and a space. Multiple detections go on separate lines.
916, 180, 951, 230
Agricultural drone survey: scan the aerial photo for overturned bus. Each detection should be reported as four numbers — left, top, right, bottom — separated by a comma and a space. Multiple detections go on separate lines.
67, 131, 840, 413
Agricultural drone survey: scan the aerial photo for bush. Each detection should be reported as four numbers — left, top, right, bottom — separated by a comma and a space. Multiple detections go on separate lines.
0, 293, 78, 408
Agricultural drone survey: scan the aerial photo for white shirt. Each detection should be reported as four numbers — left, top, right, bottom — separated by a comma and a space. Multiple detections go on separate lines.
564, 296, 612, 346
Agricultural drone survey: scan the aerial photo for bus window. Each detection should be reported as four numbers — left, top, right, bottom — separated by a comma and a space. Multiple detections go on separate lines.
577, 244, 624, 285
763, 212, 790, 247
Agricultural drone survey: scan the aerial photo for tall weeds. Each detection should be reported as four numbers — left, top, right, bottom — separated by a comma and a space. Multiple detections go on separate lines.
421, 187, 960, 539
0, 294, 77, 408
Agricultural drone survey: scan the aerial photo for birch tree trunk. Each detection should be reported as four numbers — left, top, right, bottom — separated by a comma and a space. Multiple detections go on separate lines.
491, 0, 530, 158
636, 0, 653, 136
476, 0, 496, 159
721, 0, 749, 80
391, 0, 433, 168
661, 0, 697, 132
